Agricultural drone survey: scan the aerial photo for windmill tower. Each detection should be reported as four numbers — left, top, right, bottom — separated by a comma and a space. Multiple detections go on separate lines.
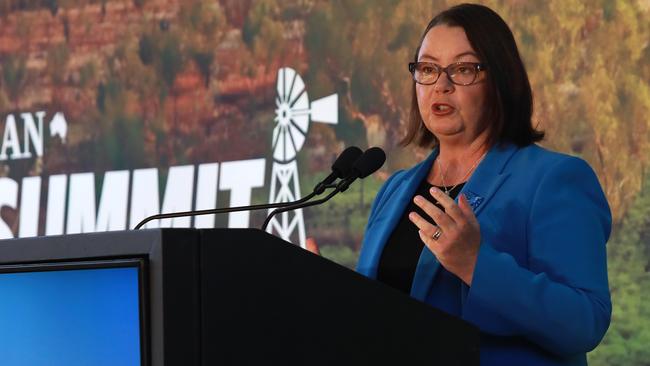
266, 67, 338, 247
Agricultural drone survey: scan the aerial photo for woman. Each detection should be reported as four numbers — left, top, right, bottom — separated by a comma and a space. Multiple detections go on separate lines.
356, 4, 611, 366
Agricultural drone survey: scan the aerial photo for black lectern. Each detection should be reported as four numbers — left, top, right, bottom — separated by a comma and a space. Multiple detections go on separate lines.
0, 229, 479, 365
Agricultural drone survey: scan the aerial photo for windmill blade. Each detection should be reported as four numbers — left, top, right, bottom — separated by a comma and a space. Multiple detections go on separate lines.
310, 94, 338, 124
273, 125, 286, 161
288, 121, 306, 156
278, 68, 295, 102
291, 112, 309, 136
287, 72, 306, 106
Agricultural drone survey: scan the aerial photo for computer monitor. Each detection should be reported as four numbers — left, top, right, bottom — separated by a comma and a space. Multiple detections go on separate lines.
0, 229, 201, 366
0, 258, 148, 366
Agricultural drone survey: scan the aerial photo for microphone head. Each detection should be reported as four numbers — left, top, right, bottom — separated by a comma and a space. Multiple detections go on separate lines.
332, 146, 363, 178
353, 147, 386, 179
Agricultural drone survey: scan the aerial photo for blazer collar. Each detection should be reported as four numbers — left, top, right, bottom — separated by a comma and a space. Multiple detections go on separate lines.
410, 142, 518, 301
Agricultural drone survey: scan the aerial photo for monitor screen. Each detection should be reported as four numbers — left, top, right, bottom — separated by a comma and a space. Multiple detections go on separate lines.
0, 258, 147, 366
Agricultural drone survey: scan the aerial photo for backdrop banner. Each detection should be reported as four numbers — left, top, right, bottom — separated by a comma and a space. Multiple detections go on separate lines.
0, 2, 648, 364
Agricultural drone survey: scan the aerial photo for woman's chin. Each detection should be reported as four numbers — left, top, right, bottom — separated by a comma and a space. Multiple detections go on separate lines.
428, 125, 465, 140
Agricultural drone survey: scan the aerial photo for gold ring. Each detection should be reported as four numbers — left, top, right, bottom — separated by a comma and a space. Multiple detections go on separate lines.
432, 229, 442, 241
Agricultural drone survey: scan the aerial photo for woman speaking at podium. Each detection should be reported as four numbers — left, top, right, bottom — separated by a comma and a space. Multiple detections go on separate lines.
355, 4, 611, 365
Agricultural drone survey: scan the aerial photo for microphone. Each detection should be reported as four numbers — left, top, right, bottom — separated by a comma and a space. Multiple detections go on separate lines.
261, 147, 386, 232
314, 146, 363, 194
133, 146, 364, 230
336, 147, 386, 192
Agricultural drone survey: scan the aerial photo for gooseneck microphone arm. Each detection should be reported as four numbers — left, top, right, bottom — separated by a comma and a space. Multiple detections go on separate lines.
133, 189, 326, 230
261, 186, 343, 232
134, 146, 364, 230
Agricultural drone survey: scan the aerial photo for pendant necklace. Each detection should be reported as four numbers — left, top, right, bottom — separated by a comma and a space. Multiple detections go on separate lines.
437, 151, 487, 196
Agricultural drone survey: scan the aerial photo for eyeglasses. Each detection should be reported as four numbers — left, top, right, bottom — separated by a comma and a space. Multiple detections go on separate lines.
408, 61, 486, 86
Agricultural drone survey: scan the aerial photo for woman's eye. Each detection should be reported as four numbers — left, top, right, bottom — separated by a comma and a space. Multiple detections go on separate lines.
420, 65, 436, 74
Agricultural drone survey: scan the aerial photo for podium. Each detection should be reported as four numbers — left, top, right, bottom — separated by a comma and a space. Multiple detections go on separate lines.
0, 229, 479, 365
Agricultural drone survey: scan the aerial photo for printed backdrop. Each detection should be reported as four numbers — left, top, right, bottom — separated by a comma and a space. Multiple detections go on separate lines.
0, 0, 649, 364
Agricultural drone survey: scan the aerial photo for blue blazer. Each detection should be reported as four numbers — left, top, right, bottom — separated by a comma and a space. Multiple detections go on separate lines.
357, 143, 611, 366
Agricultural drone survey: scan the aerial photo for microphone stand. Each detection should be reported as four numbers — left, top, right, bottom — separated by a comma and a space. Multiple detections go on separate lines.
134, 184, 338, 230
261, 184, 345, 232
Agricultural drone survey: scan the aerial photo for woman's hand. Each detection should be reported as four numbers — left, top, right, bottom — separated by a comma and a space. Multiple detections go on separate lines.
305, 237, 321, 255
408, 187, 481, 285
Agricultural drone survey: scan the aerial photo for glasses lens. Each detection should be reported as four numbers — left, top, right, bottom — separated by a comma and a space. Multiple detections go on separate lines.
448, 63, 477, 85
414, 62, 439, 84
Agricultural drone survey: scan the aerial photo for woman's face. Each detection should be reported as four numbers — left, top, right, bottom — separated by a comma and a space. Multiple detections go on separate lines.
416, 25, 489, 145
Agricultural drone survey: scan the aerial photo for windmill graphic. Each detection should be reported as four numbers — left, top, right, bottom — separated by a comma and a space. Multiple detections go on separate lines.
266, 67, 338, 247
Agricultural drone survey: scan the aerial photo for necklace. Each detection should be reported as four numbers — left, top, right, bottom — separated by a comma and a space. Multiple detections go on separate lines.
437, 151, 487, 195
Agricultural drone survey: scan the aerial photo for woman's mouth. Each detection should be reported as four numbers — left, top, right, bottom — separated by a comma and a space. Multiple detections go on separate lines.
432, 103, 455, 116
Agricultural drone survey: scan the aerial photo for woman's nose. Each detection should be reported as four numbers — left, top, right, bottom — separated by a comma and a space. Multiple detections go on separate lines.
434, 74, 454, 94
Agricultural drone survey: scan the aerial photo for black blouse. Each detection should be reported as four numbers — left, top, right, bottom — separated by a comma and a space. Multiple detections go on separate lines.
376, 179, 465, 295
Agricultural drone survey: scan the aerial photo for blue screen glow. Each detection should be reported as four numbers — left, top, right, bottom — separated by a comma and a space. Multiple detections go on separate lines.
0, 265, 141, 366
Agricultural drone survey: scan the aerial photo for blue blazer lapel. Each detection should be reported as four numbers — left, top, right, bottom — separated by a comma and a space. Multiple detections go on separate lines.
363, 151, 438, 279
410, 244, 440, 301
459, 143, 518, 218
410, 143, 518, 301
408, 150, 442, 300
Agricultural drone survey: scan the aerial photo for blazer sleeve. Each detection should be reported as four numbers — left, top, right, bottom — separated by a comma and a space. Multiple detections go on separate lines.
461, 156, 612, 357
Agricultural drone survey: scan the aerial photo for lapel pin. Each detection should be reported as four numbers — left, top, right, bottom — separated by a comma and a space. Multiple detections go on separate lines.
463, 191, 484, 211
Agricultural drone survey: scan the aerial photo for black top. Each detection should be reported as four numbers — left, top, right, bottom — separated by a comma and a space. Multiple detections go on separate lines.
376, 179, 465, 295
